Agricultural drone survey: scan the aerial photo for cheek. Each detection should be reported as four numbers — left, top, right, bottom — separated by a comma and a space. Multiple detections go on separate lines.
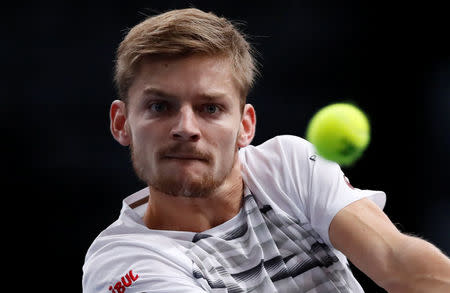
211, 122, 238, 144
129, 126, 156, 157
214, 126, 240, 158
130, 119, 158, 143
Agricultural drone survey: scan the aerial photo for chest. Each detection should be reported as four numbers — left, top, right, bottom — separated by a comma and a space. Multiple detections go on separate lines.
183, 195, 355, 292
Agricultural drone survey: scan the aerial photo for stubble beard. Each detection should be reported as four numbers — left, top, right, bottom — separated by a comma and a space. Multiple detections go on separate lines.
129, 140, 238, 198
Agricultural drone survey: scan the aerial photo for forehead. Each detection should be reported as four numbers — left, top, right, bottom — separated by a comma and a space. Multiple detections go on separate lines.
128, 54, 241, 101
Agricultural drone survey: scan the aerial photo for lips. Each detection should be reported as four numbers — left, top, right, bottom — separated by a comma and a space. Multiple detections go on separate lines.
163, 153, 208, 161
158, 145, 210, 162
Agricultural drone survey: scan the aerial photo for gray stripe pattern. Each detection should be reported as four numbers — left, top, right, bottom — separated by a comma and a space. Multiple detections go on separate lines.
186, 195, 360, 292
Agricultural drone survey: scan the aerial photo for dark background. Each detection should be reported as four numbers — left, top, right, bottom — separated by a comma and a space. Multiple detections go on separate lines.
7, 0, 449, 292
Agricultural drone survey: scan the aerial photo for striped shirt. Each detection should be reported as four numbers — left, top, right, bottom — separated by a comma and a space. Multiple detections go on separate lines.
188, 193, 362, 292
83, 135, 386, 292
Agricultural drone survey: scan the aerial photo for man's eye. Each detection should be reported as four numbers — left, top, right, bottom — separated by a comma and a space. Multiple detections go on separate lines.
204, 104, 219, 114
150, 102, 167, 112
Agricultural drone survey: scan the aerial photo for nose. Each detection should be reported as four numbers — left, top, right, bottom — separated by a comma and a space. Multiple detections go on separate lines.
170, 106, 201, 142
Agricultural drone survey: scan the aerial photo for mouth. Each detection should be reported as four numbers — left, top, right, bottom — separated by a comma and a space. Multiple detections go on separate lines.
163, 154, 208, 162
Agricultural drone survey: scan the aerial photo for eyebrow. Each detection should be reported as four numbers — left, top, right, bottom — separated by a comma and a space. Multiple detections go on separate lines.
141, 87, 177, 100
141, 87, 229, 102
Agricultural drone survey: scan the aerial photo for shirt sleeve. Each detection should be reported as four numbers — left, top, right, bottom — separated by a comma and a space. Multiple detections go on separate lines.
305, 143, 386, 248
82, 236, 206, 293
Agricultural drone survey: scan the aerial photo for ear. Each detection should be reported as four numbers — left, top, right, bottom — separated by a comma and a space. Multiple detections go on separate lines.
237, 104, 256, 148
110, 100, 131, 146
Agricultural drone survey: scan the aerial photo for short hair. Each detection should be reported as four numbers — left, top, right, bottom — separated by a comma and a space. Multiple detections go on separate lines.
114, 8, 259, 108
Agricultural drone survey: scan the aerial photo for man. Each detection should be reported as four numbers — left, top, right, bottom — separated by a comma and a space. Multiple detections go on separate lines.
82, 8, 450, 292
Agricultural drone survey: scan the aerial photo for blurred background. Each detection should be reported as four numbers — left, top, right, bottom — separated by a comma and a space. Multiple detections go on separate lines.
6, 0, 449, 292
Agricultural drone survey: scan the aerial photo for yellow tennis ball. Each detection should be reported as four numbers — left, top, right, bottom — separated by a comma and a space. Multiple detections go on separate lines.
306, 103, 370, 166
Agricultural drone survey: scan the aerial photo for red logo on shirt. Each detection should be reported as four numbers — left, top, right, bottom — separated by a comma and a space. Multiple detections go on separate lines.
108, 270, 139, 293
344, 175, 354, 189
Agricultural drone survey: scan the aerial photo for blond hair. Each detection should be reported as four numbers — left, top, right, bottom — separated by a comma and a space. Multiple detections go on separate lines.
114, 8, 259, 107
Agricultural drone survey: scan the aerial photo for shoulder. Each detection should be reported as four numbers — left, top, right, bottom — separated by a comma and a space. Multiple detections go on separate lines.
241, 135, 314, 154
238, 135, 316, 219
239, 135, 317, 180
239, 135, 315, 168
82, 229, 195, 292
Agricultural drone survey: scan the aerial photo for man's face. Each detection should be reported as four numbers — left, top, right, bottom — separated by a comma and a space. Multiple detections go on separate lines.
124, 54, 245, 197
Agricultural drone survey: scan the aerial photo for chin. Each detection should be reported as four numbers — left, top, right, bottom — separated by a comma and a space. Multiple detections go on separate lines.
149, 171, 222, 198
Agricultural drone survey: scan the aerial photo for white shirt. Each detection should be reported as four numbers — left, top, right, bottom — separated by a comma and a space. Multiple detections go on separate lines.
83, 135, 386, 292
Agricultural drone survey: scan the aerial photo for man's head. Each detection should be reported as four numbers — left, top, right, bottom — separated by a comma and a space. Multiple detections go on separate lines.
110, 8, 257, 198
114, 8, 259, 110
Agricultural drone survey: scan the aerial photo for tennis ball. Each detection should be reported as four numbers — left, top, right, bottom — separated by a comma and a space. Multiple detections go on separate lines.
306, 103, 370, 166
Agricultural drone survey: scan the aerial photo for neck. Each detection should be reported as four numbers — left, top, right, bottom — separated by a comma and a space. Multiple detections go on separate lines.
143, 160, 244, 233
